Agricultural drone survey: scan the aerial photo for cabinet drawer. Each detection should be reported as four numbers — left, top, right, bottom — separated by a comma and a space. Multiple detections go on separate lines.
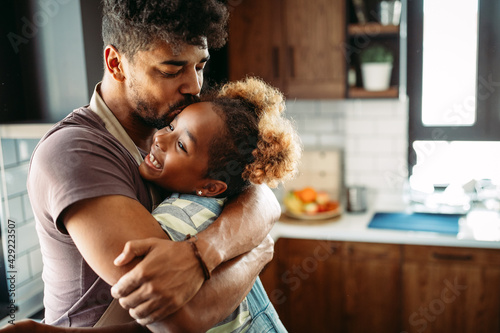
279, 238, 342, 258
343, 242, 401, 261
403, 245, 500, 266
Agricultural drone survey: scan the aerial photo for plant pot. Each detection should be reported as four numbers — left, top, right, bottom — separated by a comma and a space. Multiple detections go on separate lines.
361, 62, 393, 91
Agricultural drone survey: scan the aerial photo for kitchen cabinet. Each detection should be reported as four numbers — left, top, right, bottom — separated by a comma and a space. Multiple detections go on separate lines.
228, 0, 346, 99
260, 238, 500, 332
228, 0, 404, 99
260, 238, 343, 332
342, 242, 401, 332
402, 245, 500, 333
260, 238, 400, 332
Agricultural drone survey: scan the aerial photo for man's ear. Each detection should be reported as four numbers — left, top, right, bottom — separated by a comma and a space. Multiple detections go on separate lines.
104, 45, 125, 82
199, 180, 227, 197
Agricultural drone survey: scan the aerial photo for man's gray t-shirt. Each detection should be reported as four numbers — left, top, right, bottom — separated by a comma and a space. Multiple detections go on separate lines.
28, 107, 152, 327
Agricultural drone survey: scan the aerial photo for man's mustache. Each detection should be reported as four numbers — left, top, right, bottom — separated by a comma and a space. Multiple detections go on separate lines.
170, 95, 201, 111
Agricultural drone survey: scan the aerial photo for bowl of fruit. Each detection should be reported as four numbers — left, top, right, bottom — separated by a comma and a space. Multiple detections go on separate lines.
283, 187, 341, 220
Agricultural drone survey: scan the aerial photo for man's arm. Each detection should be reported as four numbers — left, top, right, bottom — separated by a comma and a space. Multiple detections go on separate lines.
64, 184, 280, 324
197, 184, 281, 270
0, 238, 273, 333
146, 235, 274, 332
63, 195, 204, 313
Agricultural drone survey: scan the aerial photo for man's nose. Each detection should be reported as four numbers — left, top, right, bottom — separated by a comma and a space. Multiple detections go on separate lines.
179, 67, 202, 96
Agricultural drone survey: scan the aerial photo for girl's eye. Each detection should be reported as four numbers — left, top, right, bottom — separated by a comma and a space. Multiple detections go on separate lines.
166, 124, 174, 132
178, 141, 187, 153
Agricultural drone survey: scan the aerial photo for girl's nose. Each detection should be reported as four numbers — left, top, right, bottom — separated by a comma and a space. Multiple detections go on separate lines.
153, 130, 168, 151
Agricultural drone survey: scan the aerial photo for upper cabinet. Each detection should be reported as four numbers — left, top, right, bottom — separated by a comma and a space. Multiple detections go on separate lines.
228, 0, 346, 99
228, 0, 403, 100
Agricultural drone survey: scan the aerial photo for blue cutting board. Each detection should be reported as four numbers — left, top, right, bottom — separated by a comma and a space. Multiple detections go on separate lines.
368, 212, 462, 235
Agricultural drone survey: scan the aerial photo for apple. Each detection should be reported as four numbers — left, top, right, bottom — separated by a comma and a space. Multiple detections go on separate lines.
325, 201, 340, 211
304, 202, 319, 214
316, 191, 330, 205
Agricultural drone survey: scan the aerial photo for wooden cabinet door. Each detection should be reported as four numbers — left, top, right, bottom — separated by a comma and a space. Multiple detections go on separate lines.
283, 0, 346, 98
229, 0, 346, 99
261, 238, 343, 333
228, 0, 285, 90
341, 242, 402, 333
402, 245, 500, 333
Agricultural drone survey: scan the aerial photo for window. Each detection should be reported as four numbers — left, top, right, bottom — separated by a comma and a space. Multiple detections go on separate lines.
408, 0, 500, 189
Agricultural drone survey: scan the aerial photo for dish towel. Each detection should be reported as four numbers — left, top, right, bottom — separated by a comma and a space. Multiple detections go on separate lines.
368, 212, 462, 235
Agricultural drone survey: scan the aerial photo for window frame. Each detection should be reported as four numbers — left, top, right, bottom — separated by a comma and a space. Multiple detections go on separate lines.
407, 0, 500, 173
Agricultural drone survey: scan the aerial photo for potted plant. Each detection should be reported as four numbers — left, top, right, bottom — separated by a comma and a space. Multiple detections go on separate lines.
359, 44, 394, 91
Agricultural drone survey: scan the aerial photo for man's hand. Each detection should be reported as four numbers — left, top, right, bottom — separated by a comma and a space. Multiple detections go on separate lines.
147, 234, 276, 333
111, 238, 205, 325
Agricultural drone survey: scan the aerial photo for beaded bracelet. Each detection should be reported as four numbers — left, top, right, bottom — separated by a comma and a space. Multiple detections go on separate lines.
185, 234, 211, 281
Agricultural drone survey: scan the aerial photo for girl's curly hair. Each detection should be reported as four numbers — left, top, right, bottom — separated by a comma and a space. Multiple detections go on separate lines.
202, 77, 302, 198
102, 0, 228, 57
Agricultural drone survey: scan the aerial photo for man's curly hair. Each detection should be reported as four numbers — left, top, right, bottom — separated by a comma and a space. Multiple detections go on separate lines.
102, 0, 228, 57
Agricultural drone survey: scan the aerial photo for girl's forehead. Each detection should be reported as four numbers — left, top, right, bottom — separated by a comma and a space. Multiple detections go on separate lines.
177, 102, 216, 121
178, 101, 222, 142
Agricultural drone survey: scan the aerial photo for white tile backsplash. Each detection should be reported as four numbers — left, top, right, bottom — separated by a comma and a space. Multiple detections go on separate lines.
6, 196, 23, 223
1, 140, 17, 168
286, 97, 408, 210
0, 137, 44, 318
16, 254, 31, 286
29, 248, 43, 278
17, 222, 40, 254
4, 164, 29, 197
303, 117, 336, 133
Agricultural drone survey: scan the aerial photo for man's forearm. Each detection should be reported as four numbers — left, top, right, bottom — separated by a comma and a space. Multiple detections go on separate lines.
196, 184, 280, 272
150, 235, 274, 333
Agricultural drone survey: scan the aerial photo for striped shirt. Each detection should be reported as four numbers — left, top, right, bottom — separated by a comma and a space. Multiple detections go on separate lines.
152, 193, 251, 333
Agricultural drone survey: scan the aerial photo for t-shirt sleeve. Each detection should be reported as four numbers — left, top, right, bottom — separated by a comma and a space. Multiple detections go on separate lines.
29, 126, 144, 234
152, 195, 221, 241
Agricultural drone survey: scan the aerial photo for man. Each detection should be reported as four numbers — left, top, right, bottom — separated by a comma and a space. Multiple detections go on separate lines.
28, 1, 283, 331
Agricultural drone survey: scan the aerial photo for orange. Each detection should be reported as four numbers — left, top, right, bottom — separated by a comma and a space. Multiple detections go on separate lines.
294, 187, 317, 203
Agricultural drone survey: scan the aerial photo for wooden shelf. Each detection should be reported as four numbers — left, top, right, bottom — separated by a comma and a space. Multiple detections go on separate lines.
348, 23, 399, 36
348, 86, 399, 98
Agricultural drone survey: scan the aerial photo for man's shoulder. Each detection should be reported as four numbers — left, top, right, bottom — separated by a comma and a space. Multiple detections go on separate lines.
35, 107, 130, 158
42, 107, 108, 142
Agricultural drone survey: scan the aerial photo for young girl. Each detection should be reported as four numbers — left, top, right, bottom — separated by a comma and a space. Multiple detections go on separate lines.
2, 77, 300, 333
140, 76, 301, 333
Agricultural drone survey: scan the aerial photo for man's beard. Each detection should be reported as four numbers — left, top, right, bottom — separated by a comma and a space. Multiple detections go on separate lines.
131, 95, 201, 129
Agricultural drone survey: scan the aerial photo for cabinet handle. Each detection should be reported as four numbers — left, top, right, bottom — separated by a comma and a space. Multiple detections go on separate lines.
288, 46, 295, 78
272, 47, 280, 78
432, 253, 474, 261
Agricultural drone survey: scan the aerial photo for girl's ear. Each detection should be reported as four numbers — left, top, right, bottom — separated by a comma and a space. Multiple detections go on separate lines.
200, 180, 227, 197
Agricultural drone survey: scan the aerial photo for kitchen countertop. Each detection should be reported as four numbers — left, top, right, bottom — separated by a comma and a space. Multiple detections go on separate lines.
272, 209, 500, 249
